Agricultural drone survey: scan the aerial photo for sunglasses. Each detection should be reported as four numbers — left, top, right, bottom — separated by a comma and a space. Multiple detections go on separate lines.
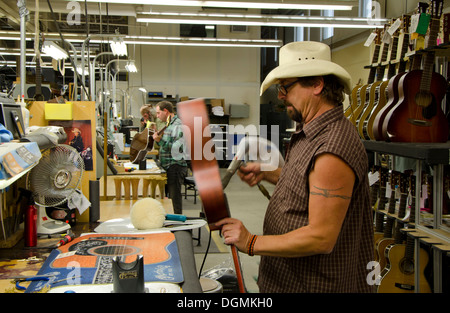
277, 79, 300, 96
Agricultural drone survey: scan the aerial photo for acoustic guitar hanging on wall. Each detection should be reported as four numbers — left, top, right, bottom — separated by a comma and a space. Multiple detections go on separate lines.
385, 0, 448, 143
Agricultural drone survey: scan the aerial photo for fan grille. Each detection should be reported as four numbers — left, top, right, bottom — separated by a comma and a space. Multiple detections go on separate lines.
28, 144, 84, 207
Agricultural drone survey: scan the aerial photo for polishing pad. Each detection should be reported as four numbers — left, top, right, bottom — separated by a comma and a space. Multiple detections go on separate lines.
130, 198, 166, 230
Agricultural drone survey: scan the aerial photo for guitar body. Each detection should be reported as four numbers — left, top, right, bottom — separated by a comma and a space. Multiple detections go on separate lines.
130, 124, 168, 164
129, 128, 155, 164
367, 79, 389, 140
377, 243, 431, 293
373, 232, 384, 261
345, 84, 362, 121
376, 237, 395, 271
373, 73, 406, 141
352, 84, 370, 127
358, 81, 382, 139
384, 70, 448, 143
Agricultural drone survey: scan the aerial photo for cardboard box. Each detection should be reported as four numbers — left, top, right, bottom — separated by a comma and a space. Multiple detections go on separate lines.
210, 99, 224, 108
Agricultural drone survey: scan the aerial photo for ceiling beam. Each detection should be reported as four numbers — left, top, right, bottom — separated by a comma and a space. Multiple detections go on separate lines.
0, 0, 35, 32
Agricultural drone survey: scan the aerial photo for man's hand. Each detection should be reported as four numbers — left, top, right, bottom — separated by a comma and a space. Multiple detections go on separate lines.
237, 162, 264, 187
152, 132, 161, 142
215, 218, 252, 253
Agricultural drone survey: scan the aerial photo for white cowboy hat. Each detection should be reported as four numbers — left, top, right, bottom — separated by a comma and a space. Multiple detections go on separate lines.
260, 41, 352, 96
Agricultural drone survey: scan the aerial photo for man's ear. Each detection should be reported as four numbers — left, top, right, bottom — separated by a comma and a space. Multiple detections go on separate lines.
312, 77, 325, 96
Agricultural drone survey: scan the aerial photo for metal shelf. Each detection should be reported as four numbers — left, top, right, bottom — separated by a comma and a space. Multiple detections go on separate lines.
363, 140, 450, 165
364, 140, 450, 293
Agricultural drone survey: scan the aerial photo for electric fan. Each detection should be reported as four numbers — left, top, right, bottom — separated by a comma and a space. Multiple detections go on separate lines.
27, 144, 85, 235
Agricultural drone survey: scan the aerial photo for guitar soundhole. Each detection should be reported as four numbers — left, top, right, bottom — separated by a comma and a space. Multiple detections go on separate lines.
415, 91, 432, 108
415, 91, 437, 120
399, 258, 414, 275
68, 240, 141, 257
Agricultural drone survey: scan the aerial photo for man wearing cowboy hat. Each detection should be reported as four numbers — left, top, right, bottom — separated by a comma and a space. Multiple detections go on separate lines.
217, 41, 373, 293
69, 127, 84, 153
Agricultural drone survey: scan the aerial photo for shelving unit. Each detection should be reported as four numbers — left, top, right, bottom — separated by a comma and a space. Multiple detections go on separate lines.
364, 140, 450, 293
146, 95, 179, 108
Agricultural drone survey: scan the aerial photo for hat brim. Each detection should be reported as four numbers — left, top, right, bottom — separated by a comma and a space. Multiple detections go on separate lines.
260, 60, 352, 96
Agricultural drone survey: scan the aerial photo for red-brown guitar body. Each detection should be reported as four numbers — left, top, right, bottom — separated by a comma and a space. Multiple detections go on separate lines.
372, 72, 406, 141
384, 69, 448, 143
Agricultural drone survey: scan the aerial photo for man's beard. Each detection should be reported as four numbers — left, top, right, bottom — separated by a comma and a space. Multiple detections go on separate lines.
285, 101, 303, 123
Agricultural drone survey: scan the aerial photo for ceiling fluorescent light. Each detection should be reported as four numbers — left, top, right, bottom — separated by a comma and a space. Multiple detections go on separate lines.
76, 66, 89, 75
78, 0, 355, 11
136, 12, 387, 29
110, 38, 128, 56
123, 36, 282, 47
42, 41, 68, 60
125, 61, 138, 72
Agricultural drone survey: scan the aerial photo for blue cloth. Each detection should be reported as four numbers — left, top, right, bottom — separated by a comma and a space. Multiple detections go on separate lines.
0, 124, 13, 142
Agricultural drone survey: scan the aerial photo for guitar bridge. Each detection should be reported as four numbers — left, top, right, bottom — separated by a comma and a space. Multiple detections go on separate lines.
394, 282, 414, 291
407, 119, 432, 127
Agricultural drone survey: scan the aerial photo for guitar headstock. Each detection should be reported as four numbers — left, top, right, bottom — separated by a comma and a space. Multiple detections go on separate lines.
379, 167, 388, 186
431, 0, 443, 19
374, 28, 382, 45
418, 1, 430, 14
402, 15, 411, 33
409, 174, 416, 197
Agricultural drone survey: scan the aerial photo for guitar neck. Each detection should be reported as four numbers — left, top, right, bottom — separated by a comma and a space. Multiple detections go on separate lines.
387, 36, 400, 78
376, 41, 390, 80
368, 44, 381, 83
397, 33, 410, 73
387, 189, 397, 215
398, 173, 408, 219
383, 216, 395, 237
404, 236, 415, 261
409, 175, 417, 225
420, 18, 441, 92
387, 172, 398, 215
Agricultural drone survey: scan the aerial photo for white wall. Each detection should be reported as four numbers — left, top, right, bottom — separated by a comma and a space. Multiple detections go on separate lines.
125, 21, 262, 131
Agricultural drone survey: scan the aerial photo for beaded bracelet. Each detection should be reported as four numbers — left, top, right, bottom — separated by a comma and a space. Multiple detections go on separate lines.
247, 234, 258, 256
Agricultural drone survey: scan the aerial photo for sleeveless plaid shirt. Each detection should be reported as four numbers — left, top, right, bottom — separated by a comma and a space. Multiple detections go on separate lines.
258, 105, 374, 293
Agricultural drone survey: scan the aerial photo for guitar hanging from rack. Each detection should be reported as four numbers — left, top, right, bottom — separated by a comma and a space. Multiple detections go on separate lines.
369, 15, 411, 141
384, 0, 448, 143
346, 28, 382, 125
352, 26, 389, 130
361, 18, 404, 140
377, 172, 431, 293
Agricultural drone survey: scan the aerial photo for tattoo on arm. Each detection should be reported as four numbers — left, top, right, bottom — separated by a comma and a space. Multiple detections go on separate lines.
310, 186, 351, 200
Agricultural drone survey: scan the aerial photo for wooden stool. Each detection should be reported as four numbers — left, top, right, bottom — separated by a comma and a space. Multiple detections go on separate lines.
113, 177, 123, 200
143, 176, 167, 199
113, 176, 142, 200
130, 178, 140, 200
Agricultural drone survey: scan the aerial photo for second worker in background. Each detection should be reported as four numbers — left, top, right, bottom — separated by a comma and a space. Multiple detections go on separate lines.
152, 101, 188, 214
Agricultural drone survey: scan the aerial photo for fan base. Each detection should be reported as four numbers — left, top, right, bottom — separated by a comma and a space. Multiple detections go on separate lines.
37, 206, 71, 235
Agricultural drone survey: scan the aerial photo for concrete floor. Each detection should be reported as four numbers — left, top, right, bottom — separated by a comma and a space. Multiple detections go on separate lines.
181, 168, 275, 293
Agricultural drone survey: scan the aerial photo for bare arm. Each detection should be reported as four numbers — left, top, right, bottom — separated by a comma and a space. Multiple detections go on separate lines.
218, 153, 355, 257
